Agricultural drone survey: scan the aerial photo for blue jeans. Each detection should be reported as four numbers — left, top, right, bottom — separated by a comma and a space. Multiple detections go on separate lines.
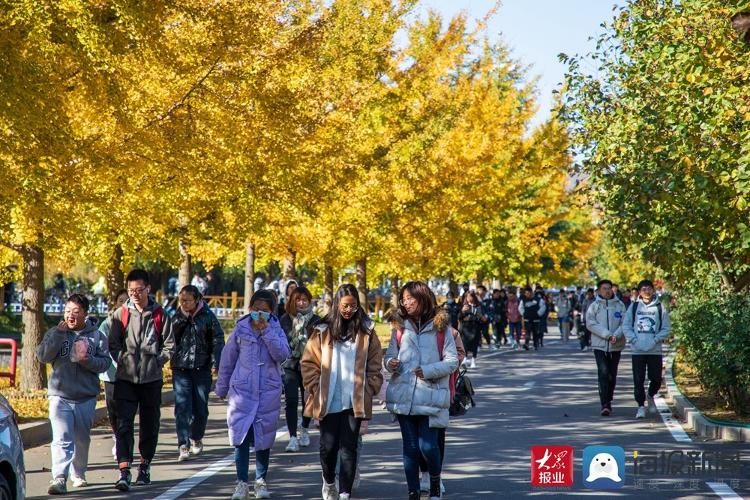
397, 415, 441, 493
173, 368, 212, 447
508, 322, 522, 343
235, 426, 270, 482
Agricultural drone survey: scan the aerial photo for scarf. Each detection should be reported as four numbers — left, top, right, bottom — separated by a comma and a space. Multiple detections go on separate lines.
290, 306, 315, 359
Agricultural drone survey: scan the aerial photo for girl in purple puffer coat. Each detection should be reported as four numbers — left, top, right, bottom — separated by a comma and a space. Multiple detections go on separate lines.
215, 290, 291, 500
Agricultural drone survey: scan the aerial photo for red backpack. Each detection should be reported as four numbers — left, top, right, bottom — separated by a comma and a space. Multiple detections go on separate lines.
395, 327, 458, 400
120, 305, 165, 346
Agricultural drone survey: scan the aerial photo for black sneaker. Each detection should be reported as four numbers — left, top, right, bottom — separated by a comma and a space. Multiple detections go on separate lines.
135, 463, 151, 485
115, 468, 131, 492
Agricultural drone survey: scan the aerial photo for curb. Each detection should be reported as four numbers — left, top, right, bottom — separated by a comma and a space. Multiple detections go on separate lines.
662, 352, 750, 442
20, 390, 175, 450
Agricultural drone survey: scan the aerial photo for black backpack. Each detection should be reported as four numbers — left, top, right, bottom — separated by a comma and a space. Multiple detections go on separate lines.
449, 366, 476, 416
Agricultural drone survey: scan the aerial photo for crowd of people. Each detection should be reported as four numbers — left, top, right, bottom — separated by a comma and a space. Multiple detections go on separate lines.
34, 269, 670, 499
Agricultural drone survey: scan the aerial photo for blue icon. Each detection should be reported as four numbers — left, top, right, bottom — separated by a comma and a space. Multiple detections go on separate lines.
582, 446, 625, 489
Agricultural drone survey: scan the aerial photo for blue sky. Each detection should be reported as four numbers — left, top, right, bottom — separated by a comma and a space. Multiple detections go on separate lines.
419, 0, 619, 128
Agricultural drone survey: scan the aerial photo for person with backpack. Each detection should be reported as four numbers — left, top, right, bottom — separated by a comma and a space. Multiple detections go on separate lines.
585, 280, 626, 416
519, 287, 546, 351
418, 307, 465, 496
216, 289, 290, 500
623, 279, 671, 419
171, 285, 225, 462
108, 269, 175, 491
301, 284, 383, 500
37, 294, 111, 495
506, 288, 522, 349
491, 289, 508, 347
385, 281, 459, 500
458, 291, 484, 368
279, 285, 321, 453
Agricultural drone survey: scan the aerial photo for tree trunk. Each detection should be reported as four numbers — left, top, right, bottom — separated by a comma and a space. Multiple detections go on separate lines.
178, 239, 191, 290
324, 263, 334, 300
244, 241, 255, 313
283, 247, 297, 280
448, 273, 458, 296
390, 275, 399, 316
0, 285, 4, 313
20, 245, 46, 391
106, 243, 124, 308
356, 258, 367, 312
476, 270, 485, 287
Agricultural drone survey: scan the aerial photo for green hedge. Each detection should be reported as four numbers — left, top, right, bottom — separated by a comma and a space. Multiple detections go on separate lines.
673, 293, 750, 416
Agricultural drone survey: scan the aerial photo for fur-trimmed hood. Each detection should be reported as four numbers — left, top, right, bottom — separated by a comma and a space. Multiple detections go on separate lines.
434, 308, 451, 333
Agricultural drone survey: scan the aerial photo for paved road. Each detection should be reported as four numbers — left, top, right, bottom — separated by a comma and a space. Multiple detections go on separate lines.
22, 329, 750, 499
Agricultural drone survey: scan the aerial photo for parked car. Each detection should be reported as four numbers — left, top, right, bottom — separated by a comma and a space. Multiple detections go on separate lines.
0, 393, 25, 500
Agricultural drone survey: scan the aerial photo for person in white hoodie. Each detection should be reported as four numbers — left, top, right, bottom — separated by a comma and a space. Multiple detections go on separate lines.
622, 279, 671, 419
585, 280, 626, 416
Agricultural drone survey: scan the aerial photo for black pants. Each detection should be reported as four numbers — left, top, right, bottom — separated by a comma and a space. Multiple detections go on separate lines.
114, 379, 162, 465
593, 350, 621, 407
579, 326, 592, 350
525, 320, 541, 349
493, 320, 507, 345
632, 354, 663, 406
283, 365, 311, 437
104, 381, 117, 435
461, 323, 481, 357
479, 322, 492, 347
320, 410, 361, 495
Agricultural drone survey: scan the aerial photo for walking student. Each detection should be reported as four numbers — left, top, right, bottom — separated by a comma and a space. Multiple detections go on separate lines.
554, 289, 573, 342
171, 285, 225, 461
506, 289, 522, 349
519, 287, 546, 350
585, 280, 626, 416
623, 279, 671, 419
109, 269, 176, 491
385, 281, 459, 500
476, 285, 494, 350
301, 284, 383, 500
279, 285, 321, 452
37, 294, 111, 495
458, 291, 484, 368
97, 288, 128, 461
491, 288, 508, 347
216, 289, 290, 499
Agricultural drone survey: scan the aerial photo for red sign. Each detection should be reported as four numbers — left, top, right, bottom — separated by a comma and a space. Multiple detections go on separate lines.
530, 445, 574, 487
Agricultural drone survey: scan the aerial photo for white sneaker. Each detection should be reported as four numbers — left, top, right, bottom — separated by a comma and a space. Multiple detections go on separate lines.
441, 480, 446, 494
420, 471, 429, 492
178, 444, 190, 462
232, 480, 250, 500
48, 477, 67, 495
339, 494, 350, 500
254, 478, 271, 499
322, 477, 338, 500
71, 476, 88, 488
299, 428, 311, 447
490, 344, 498, 351
635, 406, 646, 419
190, 439, 204, 456
647, 395, 658, 414
286, 436, 300, 452
470, 357, 477, 369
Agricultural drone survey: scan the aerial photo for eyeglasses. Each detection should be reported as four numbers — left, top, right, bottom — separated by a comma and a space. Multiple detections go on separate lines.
339, 304, 358, 312
127, 287, 148, 296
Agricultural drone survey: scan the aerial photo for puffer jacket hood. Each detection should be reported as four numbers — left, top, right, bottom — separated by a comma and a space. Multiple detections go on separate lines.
433, 308, 451, 333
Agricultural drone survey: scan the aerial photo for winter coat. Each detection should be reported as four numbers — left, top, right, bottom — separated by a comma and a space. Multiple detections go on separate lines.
384, 315, 459, 428
300, 318, 383, 421
108, 298, 175, 385
554, 295, 572, 319
442, 301, 460, 329
171, 301, 225, 371
215, 314, 290, 448
492, 297, 508, 323
623, 298, 671, 355
280, 311, 321, 370
585, 294, 627, 352
97, 315, 118, 383
519, 295, 546, 321
506, 295, 521, 323
37, 322, 111, 400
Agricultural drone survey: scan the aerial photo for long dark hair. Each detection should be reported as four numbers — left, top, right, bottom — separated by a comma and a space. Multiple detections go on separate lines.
286, 286, 313, 316
324, 284, 369, 342
398, 281, 437, 325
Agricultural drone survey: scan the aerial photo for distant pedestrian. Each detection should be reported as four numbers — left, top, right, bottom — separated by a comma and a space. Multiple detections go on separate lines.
491, 289, 508, 346
458, 291, 484, 367
506, 289, 522, 349
215, 289, 290, 500
109, 269, 175, 491
554, 290, 573, 342
476, 285, 494, 350
623, 279, 671, 419
301, 284, 383, 500
585, 280, 626, 416
578, 288, 596, 351
385, 281, 458, 500
442, 291, 460, 330
519, 287, 546, 350
171, 285, 225, 462
37, 294, 111, 495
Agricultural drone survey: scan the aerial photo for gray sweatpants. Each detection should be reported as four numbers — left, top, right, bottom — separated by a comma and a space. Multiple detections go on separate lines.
49, 396, 97, 480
